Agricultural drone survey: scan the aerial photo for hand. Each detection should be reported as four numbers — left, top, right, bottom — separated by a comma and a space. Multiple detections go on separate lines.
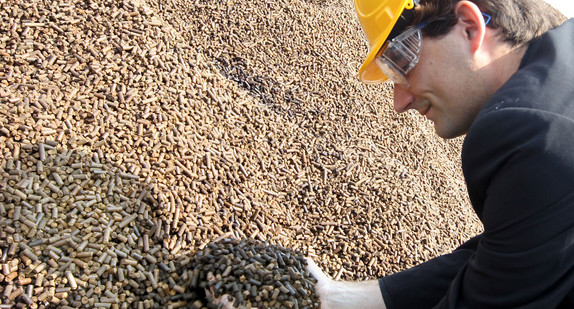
305, 257, 336, 304
305, 258, 387, 309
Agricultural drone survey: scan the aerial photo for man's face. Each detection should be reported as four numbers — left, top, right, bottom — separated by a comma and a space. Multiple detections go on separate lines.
391, 29, 492, 139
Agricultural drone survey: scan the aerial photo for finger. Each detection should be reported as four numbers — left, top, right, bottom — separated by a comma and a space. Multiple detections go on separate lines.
205, 288, 236, 309
304, 257, 331, 283
215, 294, 236, 309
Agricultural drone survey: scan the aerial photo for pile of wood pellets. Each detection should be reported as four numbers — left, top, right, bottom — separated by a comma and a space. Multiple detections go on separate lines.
0, 0, 502, 307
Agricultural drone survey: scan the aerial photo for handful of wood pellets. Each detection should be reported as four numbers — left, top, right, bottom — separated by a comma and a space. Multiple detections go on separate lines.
189, 238, 320, 309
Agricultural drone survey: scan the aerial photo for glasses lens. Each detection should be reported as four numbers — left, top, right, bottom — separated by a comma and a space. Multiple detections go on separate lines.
376, 27, 422, 86
375, 57, 409, 86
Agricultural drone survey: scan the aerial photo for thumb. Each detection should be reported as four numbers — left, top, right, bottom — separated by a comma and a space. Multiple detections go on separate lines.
305, 257, 331, 283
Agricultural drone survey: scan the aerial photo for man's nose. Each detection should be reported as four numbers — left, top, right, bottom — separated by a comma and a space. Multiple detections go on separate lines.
393, 84, 414, 113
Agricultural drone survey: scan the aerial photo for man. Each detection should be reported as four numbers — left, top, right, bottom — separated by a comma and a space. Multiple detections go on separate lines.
306, 0, 574, 308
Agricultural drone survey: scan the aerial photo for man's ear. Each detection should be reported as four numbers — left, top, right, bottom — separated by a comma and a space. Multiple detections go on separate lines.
453, 1, 487, 53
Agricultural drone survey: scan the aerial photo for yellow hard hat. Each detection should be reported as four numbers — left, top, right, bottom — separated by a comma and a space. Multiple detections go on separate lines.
355, 0, 416, 84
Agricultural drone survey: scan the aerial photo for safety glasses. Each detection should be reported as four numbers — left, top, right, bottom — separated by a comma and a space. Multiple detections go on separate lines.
375, 13, 491, 87
375, 24, 423, 87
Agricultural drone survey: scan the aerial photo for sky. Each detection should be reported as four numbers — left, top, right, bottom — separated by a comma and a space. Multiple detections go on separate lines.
545, 0, 574, 18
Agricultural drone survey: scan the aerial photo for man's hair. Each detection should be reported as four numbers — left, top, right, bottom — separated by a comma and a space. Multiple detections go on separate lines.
413, 0, 563, 46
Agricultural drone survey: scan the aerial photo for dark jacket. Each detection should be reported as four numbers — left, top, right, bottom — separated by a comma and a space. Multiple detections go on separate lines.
380, 19, 574, 309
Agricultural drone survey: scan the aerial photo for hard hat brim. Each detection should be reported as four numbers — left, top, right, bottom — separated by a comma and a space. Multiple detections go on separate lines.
358, 37, 389, 84
356, 0, 415, 84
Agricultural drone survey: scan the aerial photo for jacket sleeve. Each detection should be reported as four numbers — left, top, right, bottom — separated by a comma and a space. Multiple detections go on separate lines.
379, 236, 481, 309
435, 108, 574, 308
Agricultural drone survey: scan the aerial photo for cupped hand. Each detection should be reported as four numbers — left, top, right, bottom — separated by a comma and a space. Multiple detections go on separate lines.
305, 257, 387, 309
